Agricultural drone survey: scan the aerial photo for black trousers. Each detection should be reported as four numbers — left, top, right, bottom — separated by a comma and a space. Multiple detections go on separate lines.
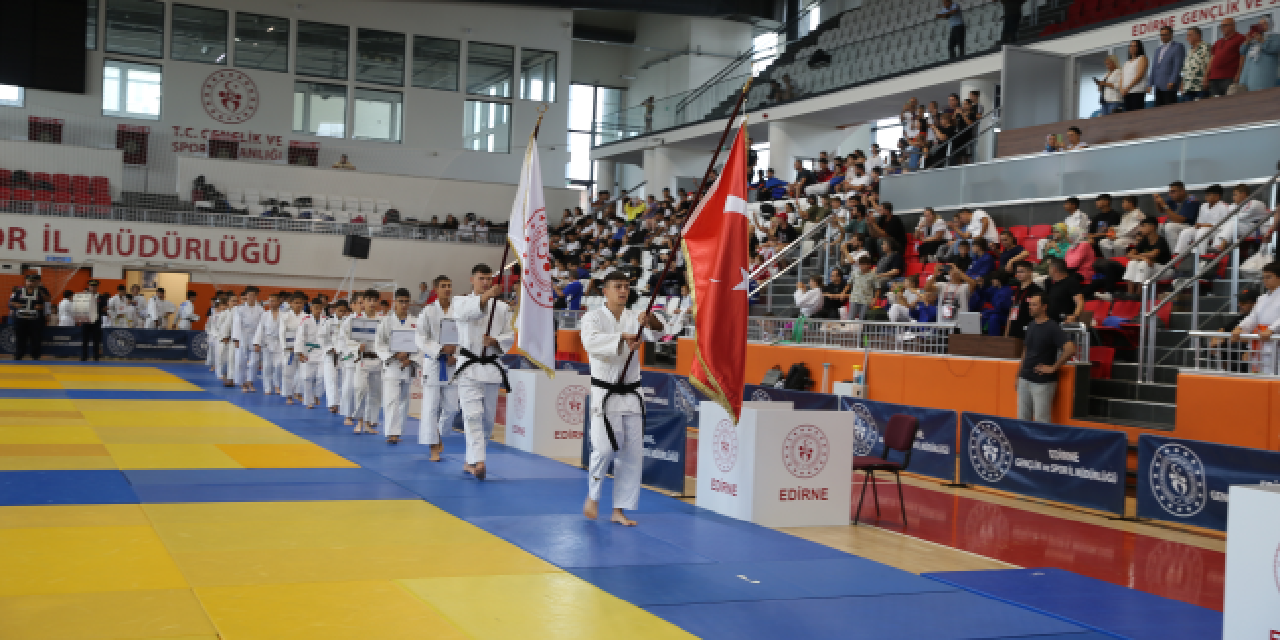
1001, 5, 1021, 44
14, 318, 44, 360
1154, 89, 1178, 106
1123, 93, 1146, 111
81, 323, 102, 360
948, 25, 966, 59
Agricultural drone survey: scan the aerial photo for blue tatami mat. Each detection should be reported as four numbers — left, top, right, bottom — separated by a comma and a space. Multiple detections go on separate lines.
0, 470, 139, 505
130, 481, 421, 503
923, 568, 1223, 640
122, 468, 391, 485
468, 514, 718, 568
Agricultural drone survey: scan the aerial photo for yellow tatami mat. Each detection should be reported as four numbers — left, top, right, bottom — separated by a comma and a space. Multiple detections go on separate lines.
0, 366, 202, 391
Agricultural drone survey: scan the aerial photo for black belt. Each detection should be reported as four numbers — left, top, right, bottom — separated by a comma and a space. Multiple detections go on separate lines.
591, 377, 645, 452
454, 347, 510, 392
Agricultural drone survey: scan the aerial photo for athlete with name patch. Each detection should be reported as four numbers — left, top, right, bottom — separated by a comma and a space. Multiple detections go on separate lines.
581, 270, 666, 526
416, 275, 462, 461
278, 292, 305, 403
375, 288, 420, 445
252, 292, 284, 396
231, 287, 264, 392
321, 299, 350, 413
337, 293, 366, 429
351, 290, 384, 434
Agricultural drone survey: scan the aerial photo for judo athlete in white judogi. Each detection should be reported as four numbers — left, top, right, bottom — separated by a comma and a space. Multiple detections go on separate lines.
416, 275, 461, 461
214, 294, 238, 386
321, 300, 350, 413
278, 293, 305, 403
452, 264, 514, 480
338, 294, 366, 428
375, 289, 420, 444
177, 291, 200, 330
1231, 262, 1280, 375
582, 271, 666, 526
252, 293, 284, 395
145, 288, 177, 329
57, 292, 75, 326
352, 290, 384, 433
205, 292, 221, 370
231, 287, 264, 392
294, 297, 326, 408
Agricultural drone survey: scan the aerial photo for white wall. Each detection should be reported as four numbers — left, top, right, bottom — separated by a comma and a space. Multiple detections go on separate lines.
570, 41, 633, 87
0, 140, 124, 197
3, 0, 573, 199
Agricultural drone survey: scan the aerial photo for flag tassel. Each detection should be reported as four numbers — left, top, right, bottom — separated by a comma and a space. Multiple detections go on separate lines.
600, 79, 753, 450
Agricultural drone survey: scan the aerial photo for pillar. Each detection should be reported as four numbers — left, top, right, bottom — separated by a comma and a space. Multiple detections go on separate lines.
595, 159, 616, 197
767, 119, 836, 181
642, 146, 675, 198
960, 78, 998, 163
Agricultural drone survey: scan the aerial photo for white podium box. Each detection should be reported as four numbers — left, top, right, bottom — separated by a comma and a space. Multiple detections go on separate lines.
696, 400, 854, 527
1223, 484, 1280, 638
504, 368, 589, 458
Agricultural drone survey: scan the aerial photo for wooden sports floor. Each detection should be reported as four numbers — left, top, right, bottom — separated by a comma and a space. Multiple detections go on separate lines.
0, 361, 1223, 639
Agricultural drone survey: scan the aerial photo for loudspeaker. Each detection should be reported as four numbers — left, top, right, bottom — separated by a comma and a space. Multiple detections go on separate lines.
342, 235, 370, 259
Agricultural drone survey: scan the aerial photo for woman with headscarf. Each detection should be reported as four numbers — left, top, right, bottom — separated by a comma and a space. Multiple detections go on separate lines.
1240, 18, 1280, 92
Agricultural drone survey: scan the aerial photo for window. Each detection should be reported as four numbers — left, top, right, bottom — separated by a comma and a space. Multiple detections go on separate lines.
0, 85, 24, 108
412, 36, 459, 91
466, 42, 513, 97
235, 13, 289, 73
296, 21, 349, 80
519, 49, 557, 102
171, 5, 227, 65
293, 81, 347, 137
356, 29, 405, 86
102, 60, 162, 120
353, 88, 402, 142
567, 83, 624, 187
105, 0, 165, 58
752, 32, 778, 75
87, 0, 99, 49
464, 99, 510, 153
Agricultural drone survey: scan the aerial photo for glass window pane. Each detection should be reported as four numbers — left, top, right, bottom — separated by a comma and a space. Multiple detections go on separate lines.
293, 81, 346, 137
296, 21, 348, 80
0, 85, 24, 108
519, 48, 557, 102
412, 36, 459, 91
466, 42, 513, 97
353, 88, 402, 142
568, 83, 594, 132
87, 0, 99, 49
170, 5, 227, 65
102, 60, 161, 120
567, 131, 592, 182
356, 28, 405, 86
594, 86, 624, 145
235, 13, 289, 73
463, 99, 510, 153
105, 0, 165, 58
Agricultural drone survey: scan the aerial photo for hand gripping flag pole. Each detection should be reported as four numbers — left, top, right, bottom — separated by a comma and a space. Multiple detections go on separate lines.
596, 79, 753, 452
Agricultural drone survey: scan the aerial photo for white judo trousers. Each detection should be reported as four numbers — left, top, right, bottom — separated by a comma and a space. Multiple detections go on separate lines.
354, 361, 383, 423
340, 361, 359, 416
280, 352, 300, 398
418, 383, 460, 445
216, 340, 234, 380
587, 412, 644, 510
259, 348, 282, 393
299, 360, 323, 405
323, 356, 342, 407
381, 368, 414, 436
458, 381, 499, 463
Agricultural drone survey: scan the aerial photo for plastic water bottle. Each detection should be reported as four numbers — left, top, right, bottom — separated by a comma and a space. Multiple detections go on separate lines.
852, 365, 864, 386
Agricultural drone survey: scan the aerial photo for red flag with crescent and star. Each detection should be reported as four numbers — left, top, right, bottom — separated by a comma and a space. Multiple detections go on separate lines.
682, 122, 750, 422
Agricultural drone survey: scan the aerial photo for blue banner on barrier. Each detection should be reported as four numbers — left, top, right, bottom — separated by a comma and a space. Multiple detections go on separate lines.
838, 396, 957, 482
959, 413, 1128, 515
744, 384, 841, 410
1137, 435, 1280, 531
579, 407, 687, 494
0, 326, 203, 360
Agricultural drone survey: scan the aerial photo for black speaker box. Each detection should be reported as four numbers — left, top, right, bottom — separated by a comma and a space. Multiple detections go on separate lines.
342, 235, 370, 259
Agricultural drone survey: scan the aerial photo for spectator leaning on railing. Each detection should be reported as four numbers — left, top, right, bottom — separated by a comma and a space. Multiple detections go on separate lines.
937, 0, 966, 60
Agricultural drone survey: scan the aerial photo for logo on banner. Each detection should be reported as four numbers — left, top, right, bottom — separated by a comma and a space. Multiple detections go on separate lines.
674, 377, 697, 421
510, 380, 527, 420
782, 425, 830, 478
712, 419, 738, 473
0, 325, 15, 352
968, 420, 1013, 482
849, 402, 879, 456
190, 333, 208, 359
523, 209, 556, 309
751, 388, 773, 402
556, 385, 587, 423
105, 330, 136, 357
1150, 443, 1207, 517
201, 70, 259, 124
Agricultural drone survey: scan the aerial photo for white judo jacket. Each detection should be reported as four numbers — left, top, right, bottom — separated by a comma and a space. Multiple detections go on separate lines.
451, 293, 514, 385
374, 313, 420, 381
580, 306, 663, 415
415, 301, 457, 387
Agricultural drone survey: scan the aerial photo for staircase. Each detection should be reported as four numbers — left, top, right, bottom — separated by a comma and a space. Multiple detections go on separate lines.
758, 245, 830, 317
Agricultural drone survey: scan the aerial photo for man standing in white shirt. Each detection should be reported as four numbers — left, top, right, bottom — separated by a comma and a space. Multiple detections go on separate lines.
294, 297, 325, 409
176, 291, 200, 330
231, 287, 264, 392
353, 289, 384, 433
375, 288, 419, 445
793, 276, 825, 317
278, 293, 304, 403
1231, 262, 1280, 375
416, 275, 461, 461
321, 300, 349, 413
581, 271, 666, 526
252, 292, 284, 396
338, 294, 365, 428
145, 288, 177, 329
451, 264, 515, 480
215, 294, 238, 386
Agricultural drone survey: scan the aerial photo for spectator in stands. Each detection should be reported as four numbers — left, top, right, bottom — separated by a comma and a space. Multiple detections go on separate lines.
1123, 218, 1172, 294
948, 207, 998, 254
1121, 40, 1150, 112
1181, 27, 1211, 101
1208, 18, 1246, 96
331, 154, 356, 170
1006, 260, 1042, 339
847, 256, 877, 320
793, 276, 825, 318
787, 160, 815, 198
1086, 194, 1121, 253
1000, 0, 1022, 45
1239, 18, 1280, 92
1048, 126, 1088, 151
938, 0, 966, 60
754, 168, 787, 201
967, 238, 996, 280
622, 196, 646, 221
1063, 227, 1097, 292
1017, 292, 1076, 423
810, 159, 834, 193
870, 202, 908, 251
842, 163, 871, 194
417, 282, 431, 305
1154, 181, 1201, 248
932, 264, 971, 318
916, 208, 949, 261
1096, 55, 1125, 115
1149, 26, 1186, 107
904, 136, 924, 172
1215, 183, 1274, 251
1102, 194, 1148, 258
1174, 183, 1228, 256
997, 230, 1029, 267
1040, 223, 1074, 269
642, 96, 655, 133
1230, 262, 1280, 373
926, 112, 957, 168
1042, 257, 1084, 324
781, 75, 797, 101
874, 238, 904, 284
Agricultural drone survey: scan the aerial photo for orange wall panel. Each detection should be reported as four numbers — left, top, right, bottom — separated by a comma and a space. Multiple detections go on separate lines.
1271, 381, 1280, 452
1175, 374, 1274, 450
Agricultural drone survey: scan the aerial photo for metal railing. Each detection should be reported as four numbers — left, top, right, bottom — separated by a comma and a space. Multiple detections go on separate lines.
921, 106, 1002, 171
1138, 164, 1280, 383
748, 317, 957, 354
750, 214, 836, 281
554, 310, 585, 329
1187, 331, 1280, 376
0, 200, 507, 245
1063, 322, 1090, 365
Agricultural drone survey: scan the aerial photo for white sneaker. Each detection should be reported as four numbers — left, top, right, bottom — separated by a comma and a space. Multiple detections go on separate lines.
1094, 292, 1113, 300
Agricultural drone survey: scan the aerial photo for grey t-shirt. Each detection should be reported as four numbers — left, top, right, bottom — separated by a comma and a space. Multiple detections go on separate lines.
1019, 318, 1069, 384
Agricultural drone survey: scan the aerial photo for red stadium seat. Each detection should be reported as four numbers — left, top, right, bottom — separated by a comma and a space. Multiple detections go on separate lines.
72, 175, 90, 192
1008, 225, 1029, 241
1028, 224, 1053, 239
1089, 347, 1115, 379
73, 193, 92, 205
53, 191, 73, 204
0, 169, 10, 187
34, 190, 53, 202
1083, 299, 1111, 324
90, 177, 110, 193
93, 193, 112, 206
13, 188, 33, 201
0, 187, 10, 201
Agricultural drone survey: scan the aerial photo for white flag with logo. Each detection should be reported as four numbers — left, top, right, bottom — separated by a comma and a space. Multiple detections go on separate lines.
507, 134, 556, 377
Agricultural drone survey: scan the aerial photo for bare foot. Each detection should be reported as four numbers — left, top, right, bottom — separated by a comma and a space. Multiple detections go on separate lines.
246, 384, 255, 392
474, 462, 486, 481
344, 417, 354, 426
285, 398, 294, 405
610, 509, 637, 526
366, 424, 379, 434
429, 444, 442, 462
329, 406, 338, 413
583, 498, 599, 520
463, 464, 475, 475
307, 403, 316, 409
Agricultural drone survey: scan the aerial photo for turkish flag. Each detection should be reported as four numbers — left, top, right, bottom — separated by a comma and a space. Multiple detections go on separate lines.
682, 123, 751, 422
